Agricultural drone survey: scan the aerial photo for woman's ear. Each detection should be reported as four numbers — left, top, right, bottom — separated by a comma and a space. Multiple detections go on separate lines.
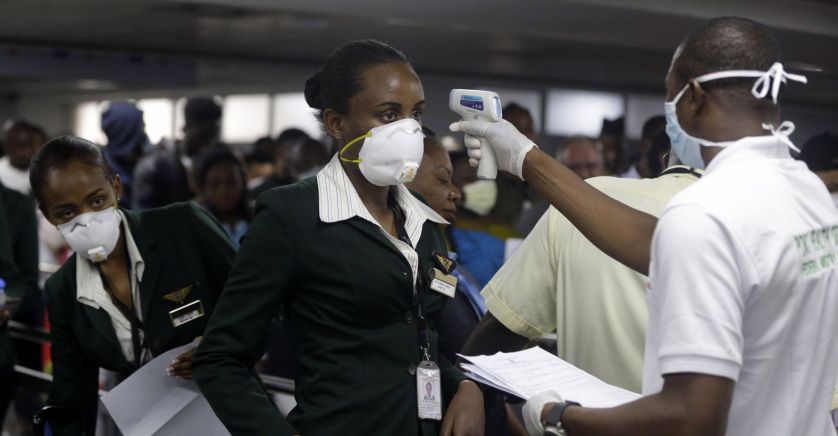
323, 109, 344, 142
112, 174, 124, 205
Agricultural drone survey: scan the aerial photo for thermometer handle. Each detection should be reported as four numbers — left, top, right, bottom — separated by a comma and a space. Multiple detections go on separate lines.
476, 137, 498, 179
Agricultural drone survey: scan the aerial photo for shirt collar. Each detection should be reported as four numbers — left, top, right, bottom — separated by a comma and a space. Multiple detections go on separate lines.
705, 135, 792, 174
76, 210, 145, 305
317, 154, 447, 245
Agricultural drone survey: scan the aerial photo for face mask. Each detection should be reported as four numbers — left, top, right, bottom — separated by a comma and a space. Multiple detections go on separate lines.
832, 192, 838, 210
339, 118, 424, 186
462, 179, 497, 216
664, 62, 807, 169
58, 208, 123, 263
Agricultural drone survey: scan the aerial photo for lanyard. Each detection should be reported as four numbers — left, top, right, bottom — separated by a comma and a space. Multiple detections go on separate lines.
97, 265, 145, 368
390, 197, 432, 362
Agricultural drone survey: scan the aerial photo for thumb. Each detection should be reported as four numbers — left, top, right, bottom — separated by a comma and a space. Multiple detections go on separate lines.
449, 119, 490, 136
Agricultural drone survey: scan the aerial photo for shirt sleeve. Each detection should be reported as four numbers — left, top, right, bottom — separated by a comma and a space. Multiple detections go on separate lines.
481, 207, 559, 339
649, 204, 753, 382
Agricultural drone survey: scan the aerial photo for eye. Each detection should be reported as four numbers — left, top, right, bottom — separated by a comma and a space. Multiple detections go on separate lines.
411, 110, 423, 121
380, 111, 398, 123
92, 197, 105, 208
59, 209, 75, 222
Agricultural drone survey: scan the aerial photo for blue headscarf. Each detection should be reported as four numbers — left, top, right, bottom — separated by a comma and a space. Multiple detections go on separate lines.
101, 101, 149, 207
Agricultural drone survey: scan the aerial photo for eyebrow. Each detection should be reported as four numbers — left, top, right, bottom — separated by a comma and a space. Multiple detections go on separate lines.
374, 100, 426, 109
50, 188, 106, 212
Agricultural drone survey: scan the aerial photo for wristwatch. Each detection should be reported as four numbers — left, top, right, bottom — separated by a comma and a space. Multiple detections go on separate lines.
542, 400, 580, 436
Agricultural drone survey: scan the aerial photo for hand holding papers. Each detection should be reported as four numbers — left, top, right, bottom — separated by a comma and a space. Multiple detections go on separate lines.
101, 342, 230, 436
458, 347, 640, 407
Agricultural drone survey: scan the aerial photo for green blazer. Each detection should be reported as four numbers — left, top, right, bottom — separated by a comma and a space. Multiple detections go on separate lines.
0, 184, 39, 370
194, 178, 467, 436
44, 203, 235, 436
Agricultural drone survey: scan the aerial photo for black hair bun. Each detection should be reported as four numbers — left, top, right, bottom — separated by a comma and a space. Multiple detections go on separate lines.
304, 71, 324, 110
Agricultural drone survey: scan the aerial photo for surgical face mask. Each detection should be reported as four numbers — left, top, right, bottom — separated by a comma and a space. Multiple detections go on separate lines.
461, 179, 497, 216
339, 118, 424, 186
57, 207, 123, 263
664, 62, 807, 169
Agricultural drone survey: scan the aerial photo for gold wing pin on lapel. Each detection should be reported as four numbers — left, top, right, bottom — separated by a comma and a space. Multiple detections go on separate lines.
163, 285, 193, 306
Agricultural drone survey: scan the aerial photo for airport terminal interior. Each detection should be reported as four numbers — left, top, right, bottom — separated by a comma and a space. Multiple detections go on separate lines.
0, 1, 837, 435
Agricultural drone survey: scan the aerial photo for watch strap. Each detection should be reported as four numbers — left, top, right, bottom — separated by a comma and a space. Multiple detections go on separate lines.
542, 400, 580, 436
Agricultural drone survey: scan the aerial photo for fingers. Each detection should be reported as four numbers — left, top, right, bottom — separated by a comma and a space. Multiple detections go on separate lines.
463, 134, 482, 150
449, 120, 490, 136
167, 347, 197, 379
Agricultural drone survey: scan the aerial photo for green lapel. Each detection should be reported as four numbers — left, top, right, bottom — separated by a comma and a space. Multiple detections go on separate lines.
122, 209, 162, 322
79, 302, 132, 368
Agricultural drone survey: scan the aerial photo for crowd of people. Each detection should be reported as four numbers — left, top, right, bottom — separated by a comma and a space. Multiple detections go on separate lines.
0, 14, 836, 436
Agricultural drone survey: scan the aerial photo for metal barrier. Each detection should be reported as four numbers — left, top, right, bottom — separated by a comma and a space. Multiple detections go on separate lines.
7, 320, 297, 395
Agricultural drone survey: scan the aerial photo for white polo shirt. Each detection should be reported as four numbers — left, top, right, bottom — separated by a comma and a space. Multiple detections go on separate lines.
643, 135, 838, 436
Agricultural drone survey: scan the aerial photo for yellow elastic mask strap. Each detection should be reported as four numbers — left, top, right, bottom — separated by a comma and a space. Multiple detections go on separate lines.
338, 131, 372, 164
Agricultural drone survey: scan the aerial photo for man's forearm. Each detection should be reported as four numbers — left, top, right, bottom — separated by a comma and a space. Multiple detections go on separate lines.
460, 312, 528, 358
522, 150, 658, 275
555, 374, 732, 436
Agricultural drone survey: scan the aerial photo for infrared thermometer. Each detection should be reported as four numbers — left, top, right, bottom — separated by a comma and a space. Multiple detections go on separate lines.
449, 89, 503, 179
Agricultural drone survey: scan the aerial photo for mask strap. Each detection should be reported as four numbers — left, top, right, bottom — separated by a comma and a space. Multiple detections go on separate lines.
695, 62, 808, 104
762, 121, 800, 153
338, 132, 371, 164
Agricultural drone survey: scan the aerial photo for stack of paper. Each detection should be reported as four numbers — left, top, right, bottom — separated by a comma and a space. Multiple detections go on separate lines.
100, 342, 230, 436
458, 347, 640, 407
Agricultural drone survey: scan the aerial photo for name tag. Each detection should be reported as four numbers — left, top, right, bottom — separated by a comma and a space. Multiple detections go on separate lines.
416, 360, 442, 420
168, 300, 205, 328
428, 268, 457, 298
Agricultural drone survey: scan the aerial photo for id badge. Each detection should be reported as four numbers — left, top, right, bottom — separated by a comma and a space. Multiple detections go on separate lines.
429, 268, 457, 298
416, 360, 442, 420
168, 300, 205, 327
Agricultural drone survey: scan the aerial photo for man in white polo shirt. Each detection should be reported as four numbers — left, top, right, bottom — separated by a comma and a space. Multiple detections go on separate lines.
453, 16, 838, 436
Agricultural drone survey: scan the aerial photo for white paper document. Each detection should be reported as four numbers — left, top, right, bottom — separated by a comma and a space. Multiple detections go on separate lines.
100, 342, 230, 436
458, 347, 641, 407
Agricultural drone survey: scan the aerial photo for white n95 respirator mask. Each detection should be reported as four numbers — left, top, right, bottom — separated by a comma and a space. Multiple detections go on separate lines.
665, 62, 807, 169
461, 179, 498, 216
57, 208, 122, 263
340, 118, 425, 187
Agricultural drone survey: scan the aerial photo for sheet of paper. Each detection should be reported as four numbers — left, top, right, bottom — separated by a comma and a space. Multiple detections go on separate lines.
100, 341, 230, 436
458, 347, 640, 407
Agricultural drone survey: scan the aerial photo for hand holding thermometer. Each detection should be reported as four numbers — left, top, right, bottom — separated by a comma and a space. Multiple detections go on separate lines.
449, 89, 503, 179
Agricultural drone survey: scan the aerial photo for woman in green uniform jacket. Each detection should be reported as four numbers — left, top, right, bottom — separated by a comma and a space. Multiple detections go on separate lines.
30, 136, 236, 435
193, 40, 484, 436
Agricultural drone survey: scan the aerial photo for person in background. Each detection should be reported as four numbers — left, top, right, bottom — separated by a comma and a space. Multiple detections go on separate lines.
132, 96, 222, 210
193, 39, 483, 436
0, 119, 47, 194
516, 136, 606, 235
798, 132, 838, 208
194, 148, 252, 250
558, 136, 607, 180
248, 128, 309, 200
448, 151, 506, 288
600, 117, 639, 178
503, 103, 537, 143
287, 137, 329, 181
244, 136, 276, 190
646, 129, 673, 178
0, 179, 39, 431
101, 102, 152, 208
32, 136, 235, 435
636, 116, 667, 178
